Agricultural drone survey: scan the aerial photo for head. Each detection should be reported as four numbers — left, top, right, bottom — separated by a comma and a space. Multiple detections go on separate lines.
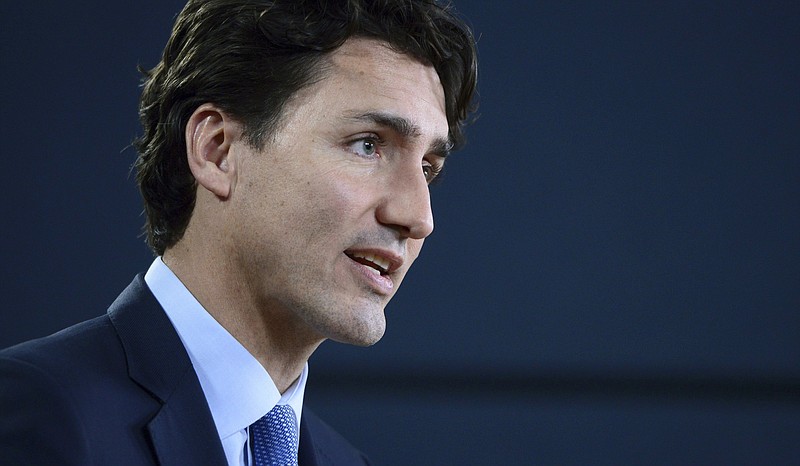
134, 0, 477, 347
135, 0, 477, 255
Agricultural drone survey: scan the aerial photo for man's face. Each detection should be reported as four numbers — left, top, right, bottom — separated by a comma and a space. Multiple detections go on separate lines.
226, 37, 449, 346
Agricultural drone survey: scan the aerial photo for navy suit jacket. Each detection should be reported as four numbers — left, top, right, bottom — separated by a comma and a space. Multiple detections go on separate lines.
0, 276, 371, 465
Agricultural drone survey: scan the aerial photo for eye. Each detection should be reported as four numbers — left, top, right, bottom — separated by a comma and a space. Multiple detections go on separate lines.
422, 161, 443, 184
348, 137, 380, 158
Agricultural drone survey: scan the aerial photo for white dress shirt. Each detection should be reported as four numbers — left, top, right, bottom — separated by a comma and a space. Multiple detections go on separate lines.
145, 257, 307, 466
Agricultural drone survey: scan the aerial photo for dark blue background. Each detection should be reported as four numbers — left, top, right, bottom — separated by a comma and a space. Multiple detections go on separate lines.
2, 1, 798, 464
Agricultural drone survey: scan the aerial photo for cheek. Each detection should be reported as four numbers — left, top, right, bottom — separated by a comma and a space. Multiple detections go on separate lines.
296, 172, 373, 235
406, 239, 425, 263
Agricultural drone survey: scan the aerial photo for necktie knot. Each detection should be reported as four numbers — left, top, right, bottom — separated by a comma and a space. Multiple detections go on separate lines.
251, 404, 299, 466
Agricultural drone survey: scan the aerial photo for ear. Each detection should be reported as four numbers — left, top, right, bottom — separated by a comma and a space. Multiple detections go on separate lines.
185, 104, 238, 199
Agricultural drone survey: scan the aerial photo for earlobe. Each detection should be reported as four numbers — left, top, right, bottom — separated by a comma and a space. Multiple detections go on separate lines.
185, 104, 237, 199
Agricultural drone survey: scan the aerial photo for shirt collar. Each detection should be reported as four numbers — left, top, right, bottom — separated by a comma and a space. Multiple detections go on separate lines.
144, 257, 306, 439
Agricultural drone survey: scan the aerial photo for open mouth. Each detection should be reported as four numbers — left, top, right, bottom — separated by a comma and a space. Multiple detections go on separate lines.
345, 251, 390, 276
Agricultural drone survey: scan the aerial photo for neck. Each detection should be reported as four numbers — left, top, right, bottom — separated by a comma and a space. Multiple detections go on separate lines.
163, 240, 323, 393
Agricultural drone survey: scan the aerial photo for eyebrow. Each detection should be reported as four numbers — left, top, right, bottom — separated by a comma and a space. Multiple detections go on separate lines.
345, 111, 453, 158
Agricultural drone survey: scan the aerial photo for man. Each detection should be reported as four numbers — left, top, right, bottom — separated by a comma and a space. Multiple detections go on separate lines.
0, 0, 477, 464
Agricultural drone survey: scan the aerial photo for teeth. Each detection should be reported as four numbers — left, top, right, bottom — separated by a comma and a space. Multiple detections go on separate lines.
351, 252, 390, 273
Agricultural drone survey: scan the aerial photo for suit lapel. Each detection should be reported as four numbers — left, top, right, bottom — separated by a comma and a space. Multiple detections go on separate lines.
299, 411, 321, 466
108, 275, 227, 466
298, 409, 371, 466
146, 368, 227, 466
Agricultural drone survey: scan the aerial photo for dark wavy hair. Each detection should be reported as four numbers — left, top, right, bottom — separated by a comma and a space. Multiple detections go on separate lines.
134, 0, 478, 255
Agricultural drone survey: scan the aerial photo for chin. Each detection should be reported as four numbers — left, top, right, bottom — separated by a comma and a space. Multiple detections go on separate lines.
347, 330, 385, 347
326, 311, 386, 347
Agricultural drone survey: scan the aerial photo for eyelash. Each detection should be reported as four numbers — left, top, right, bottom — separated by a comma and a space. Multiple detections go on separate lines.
346, 135, 444, 185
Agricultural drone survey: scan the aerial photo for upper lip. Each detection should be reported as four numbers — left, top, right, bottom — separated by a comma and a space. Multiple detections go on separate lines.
344, 248, 404, 275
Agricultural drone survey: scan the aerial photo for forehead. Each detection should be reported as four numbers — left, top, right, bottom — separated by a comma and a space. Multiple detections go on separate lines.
298, 37, 449, 141
328, 37, 439, 87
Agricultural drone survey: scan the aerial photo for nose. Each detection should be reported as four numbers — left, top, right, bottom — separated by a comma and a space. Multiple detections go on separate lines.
376, 164, 434, 240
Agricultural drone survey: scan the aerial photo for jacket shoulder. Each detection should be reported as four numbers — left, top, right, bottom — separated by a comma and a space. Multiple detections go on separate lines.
1, 314, 121, 377
0, 315, 119, 465
0, 277, 170, 465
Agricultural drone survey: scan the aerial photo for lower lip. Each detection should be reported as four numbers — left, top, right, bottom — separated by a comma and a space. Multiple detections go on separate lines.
347, 257, 395, 295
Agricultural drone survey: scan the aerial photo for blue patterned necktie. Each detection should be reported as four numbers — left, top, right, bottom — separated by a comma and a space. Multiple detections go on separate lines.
251, 404, 299, 466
